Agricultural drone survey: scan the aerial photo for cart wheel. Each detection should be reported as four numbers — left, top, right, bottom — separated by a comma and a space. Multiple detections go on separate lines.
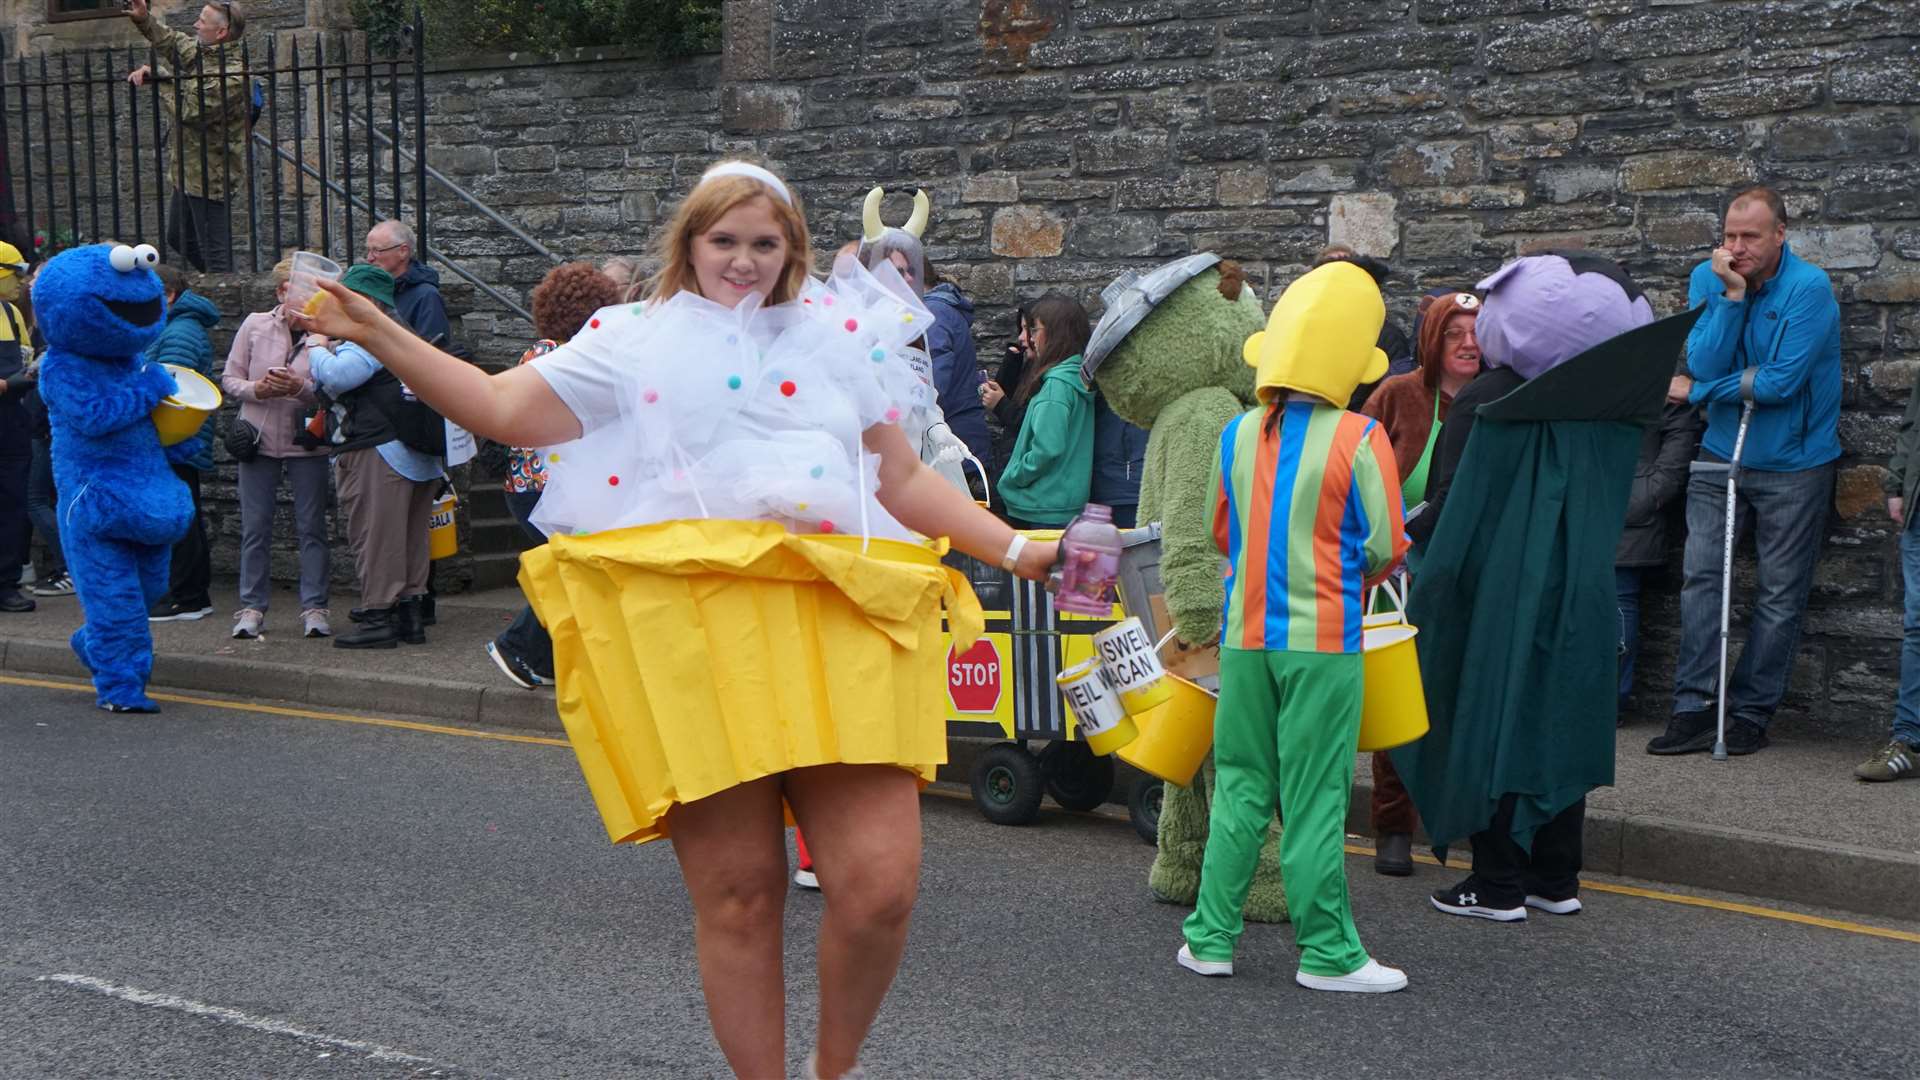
1039, 740, 1115, 812
1128, 777, 1163, 845
970, 742, 1044, 826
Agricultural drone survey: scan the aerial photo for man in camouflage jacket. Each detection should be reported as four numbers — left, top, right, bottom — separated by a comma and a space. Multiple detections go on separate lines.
126, 0, 251, 272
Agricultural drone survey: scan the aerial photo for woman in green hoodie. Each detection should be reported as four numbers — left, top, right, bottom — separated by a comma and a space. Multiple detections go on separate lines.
998, 294, 1095, 528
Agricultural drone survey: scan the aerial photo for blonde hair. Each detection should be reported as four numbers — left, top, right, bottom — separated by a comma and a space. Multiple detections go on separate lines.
270, 256, 294, 287
645, 170, 813, 307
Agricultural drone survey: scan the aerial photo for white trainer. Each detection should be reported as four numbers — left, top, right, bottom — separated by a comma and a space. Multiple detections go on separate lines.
1295, 958, 1408, 994
1176, 942, 1232, 977
1525, 894, 1583, 915
231, 608, 265, 639
793, 868, 820, 890
301, 608, 332, 638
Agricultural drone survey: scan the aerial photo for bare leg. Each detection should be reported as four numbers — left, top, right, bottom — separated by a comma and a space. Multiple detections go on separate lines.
666, 776, 790, 1078
784, 764, 922, 1080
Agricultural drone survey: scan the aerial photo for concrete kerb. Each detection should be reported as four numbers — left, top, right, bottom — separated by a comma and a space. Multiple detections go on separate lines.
0, 633, 563, 736
1347, 777, 1920, 925
6, 636, 1914, 923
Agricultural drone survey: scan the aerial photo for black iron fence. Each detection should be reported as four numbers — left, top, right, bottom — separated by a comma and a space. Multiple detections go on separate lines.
1, 18, 430, 278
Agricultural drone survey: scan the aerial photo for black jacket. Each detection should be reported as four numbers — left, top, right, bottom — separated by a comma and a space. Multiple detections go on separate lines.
1615, 402, 1704, 568
1345, 316, 1416, 412
988, 343, 1029, 481
1090, 393, 1147, 509
1407, 367, 1525, 547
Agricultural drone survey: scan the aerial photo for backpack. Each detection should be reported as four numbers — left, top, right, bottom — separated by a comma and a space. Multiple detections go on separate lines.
330, 367, 447, 457
372, 373, 449, 457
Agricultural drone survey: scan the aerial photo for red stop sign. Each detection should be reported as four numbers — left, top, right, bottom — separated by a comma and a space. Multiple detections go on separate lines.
947, 639, 1003, 714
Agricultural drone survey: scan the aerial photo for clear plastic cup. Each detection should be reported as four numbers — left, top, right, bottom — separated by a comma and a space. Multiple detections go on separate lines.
287, 251, 342, 316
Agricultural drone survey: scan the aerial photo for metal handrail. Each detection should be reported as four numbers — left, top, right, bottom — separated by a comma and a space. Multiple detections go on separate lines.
254, 131, 533, 324
346, 109, 564, 266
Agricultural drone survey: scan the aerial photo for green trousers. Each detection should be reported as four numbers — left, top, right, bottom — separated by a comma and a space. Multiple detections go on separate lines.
1183, 648, 1367, 977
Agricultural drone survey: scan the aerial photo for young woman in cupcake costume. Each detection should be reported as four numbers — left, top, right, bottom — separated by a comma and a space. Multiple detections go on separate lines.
295, 161, 1059, 1079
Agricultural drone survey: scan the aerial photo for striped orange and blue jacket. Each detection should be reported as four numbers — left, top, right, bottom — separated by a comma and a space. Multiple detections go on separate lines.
1211, 399, 1408, 654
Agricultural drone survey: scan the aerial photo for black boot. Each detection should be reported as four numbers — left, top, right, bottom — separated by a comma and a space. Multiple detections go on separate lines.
1375, 833, 1414, 877
334, 607, 400, 649
395, 595, 427, 645
420, 591, 437, 627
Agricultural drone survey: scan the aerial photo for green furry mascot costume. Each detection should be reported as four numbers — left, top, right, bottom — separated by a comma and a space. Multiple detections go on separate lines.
1083, 254, 1287, 923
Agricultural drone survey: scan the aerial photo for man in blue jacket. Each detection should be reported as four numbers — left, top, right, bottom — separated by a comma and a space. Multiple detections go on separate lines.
146, 263, 222, 622
365, 219, 454, 352
1651, 186, 1841, 757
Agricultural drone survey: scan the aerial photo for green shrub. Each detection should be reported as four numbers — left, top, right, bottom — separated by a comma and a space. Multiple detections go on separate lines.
351, 0, 721, 60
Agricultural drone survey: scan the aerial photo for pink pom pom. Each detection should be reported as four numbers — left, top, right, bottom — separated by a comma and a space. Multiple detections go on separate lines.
819, 520, 835, 534
643, 389, 659, 404
780, 380, 797, 397
844, 318, 859, 332
608, 475, 620, 486
885, 407, 900, 423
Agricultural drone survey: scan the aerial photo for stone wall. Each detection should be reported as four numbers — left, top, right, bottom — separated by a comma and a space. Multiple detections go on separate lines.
10, 1, 1918, 732
407, 0, 1920, 734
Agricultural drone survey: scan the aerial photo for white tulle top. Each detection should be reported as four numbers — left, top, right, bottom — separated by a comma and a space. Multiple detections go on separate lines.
526, 255, 937, 542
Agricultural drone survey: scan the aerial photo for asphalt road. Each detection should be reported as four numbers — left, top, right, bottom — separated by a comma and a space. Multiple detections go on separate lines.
3, 678, 1914, 1080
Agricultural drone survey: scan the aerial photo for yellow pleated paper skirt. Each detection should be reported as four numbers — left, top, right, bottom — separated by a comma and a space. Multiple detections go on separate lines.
518, 519, 984, 845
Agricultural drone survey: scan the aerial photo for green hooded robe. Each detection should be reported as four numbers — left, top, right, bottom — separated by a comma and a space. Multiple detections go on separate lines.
1391, 309, 1702, 851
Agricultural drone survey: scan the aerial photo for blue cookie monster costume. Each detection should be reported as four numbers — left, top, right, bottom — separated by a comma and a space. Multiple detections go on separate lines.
32, 244, 193, 712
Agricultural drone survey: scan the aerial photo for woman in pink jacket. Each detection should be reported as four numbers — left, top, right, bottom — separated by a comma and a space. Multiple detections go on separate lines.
221, 255, 333, 640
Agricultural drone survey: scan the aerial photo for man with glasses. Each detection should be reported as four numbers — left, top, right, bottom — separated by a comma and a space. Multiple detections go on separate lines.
364, 220, 455, 354
125, 0, 250, 273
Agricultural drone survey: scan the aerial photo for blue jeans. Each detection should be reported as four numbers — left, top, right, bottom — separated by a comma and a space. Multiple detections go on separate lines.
1671, 458, 1834, 727
28, 436, 63, 578
1894, 515, 1920, 747
1616, 566, 1645, 707
498, 489, 553, 678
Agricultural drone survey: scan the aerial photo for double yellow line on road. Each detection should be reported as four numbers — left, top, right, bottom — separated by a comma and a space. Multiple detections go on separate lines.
9, 672, 1918, 946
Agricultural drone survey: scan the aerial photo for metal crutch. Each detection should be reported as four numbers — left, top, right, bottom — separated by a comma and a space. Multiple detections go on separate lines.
1688, 318, 1785, 762
1694, 397, 1754, 762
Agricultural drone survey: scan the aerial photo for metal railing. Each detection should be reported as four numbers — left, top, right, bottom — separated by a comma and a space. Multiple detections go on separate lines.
253, 131, 534, 323
2, 20, 428, 274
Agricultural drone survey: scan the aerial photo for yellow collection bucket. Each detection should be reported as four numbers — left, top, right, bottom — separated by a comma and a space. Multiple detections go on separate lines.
151, 364, 222, 447
1358, 585, 1429, 751
1115, 673, 1215, 787
428, 494, 459, 560
1056, 657, 1139, 756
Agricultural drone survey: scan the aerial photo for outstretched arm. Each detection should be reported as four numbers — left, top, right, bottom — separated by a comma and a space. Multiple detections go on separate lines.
128, 0, 198, 69
40, 355, 178, 438
291, 276, 577, 447
866, 422, 1056, 580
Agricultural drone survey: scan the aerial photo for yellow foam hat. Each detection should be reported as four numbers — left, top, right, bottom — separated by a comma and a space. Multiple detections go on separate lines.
1242, 260, 1388, 406
0, 241, 24, 277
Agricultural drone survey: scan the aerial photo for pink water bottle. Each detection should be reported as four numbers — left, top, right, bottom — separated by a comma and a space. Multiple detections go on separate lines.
1052, 503, 1122, 615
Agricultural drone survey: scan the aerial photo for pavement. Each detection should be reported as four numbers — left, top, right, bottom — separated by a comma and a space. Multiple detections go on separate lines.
4, 683, 1917, 1080
4, 575, 1918, 924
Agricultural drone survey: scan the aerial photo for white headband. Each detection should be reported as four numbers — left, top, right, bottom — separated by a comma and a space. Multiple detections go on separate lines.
699, 161, 793, 205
